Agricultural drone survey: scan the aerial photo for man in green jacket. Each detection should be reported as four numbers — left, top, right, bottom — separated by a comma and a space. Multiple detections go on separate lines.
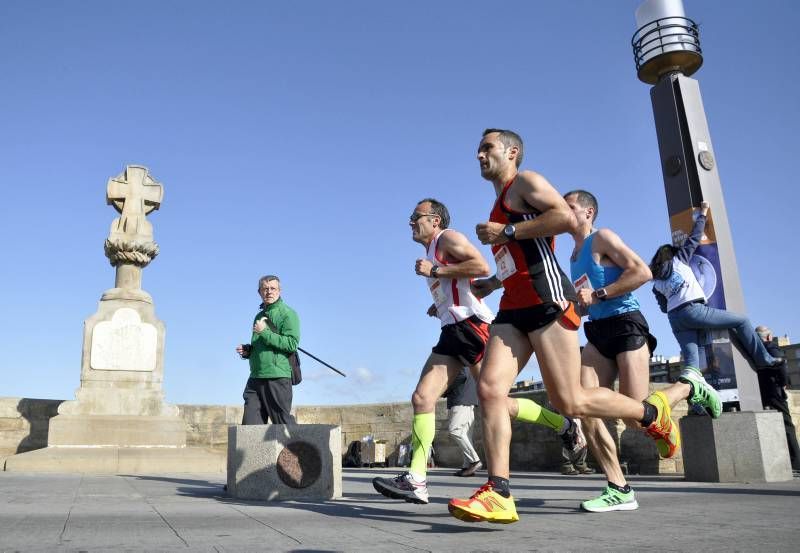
236, 275, 300, 424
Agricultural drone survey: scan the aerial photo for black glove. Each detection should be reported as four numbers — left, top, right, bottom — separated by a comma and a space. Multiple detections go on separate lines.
240, 344, 252, 359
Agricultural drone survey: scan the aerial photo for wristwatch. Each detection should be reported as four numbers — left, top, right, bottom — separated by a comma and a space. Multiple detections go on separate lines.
503, 224, 517, 240
592, 287, 608, 301
430, 265, 440, 278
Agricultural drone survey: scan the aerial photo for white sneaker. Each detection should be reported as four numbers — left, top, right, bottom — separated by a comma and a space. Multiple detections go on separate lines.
372, 472, 429, 504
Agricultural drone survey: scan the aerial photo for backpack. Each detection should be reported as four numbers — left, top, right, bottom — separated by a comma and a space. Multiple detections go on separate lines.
262, 316, 302, 386
343, 440, 362, 467
288, 351, 302, 386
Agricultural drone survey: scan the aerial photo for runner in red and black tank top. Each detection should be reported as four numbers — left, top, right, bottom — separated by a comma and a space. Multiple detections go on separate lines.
490, 178, 577, 311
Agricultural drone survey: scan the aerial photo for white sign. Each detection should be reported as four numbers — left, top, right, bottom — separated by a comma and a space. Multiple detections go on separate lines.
90, 308, 157, 371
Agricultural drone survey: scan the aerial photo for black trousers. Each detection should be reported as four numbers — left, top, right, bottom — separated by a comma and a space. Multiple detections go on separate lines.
762, 393, 800, 471
242, 377, 295, 425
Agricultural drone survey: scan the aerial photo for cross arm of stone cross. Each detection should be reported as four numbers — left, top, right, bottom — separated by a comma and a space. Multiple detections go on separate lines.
107, 165, 163, 217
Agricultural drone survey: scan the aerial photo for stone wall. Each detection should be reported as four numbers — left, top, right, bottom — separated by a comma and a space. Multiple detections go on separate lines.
0, 398, 63, 458
3, 391, 799, 474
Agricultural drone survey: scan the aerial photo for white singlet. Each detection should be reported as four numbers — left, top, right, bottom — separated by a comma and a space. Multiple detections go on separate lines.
652, 258, 706, 312
426, 229, 494, 327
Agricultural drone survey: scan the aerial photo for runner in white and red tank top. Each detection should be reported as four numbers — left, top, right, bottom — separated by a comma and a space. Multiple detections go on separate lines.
425, 227, 493, 328
373, 198, 578, 508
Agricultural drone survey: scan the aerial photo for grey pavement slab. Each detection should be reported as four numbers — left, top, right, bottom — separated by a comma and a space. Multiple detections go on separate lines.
1, 468, 799, 552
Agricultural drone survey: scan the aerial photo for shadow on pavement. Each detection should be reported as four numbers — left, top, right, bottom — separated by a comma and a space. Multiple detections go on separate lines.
120, 473, 505, 533
121, 465, 800, 534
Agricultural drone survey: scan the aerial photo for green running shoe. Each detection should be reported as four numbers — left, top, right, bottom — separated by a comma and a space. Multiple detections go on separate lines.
581, 486, 639, 513
679, 368, 722, 419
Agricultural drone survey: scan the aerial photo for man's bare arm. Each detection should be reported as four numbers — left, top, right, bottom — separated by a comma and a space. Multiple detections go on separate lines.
471, 275, 503, 298
416, 230, 490, 278
593, 228, 652, 296
514, 171, 578, 238
575, 229, 651, 308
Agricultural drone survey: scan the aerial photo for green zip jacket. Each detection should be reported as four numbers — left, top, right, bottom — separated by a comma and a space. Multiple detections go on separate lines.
248, 298, 300, 379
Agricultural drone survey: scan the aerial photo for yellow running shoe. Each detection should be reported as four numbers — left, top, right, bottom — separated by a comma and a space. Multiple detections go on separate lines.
448, 481, 519, 524
644, 391, 681, 458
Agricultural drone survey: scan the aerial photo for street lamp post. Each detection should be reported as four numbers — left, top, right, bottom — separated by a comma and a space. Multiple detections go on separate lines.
632, 0, 760, 412
631, 0, 792, 483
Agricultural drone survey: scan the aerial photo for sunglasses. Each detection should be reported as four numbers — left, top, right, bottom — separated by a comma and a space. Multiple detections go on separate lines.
409, 212, 438, 222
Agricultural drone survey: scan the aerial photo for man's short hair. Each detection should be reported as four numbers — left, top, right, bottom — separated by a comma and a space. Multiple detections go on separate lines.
564, 189, 599, 222
418, 198, 450, 229
258, 275, 280, 289
483, 128, 524, 168
755, 325, 771, 341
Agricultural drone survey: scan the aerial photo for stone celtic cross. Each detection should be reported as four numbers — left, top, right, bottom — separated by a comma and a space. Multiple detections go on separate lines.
104, 165, 163, 269
103, 166, 164, 298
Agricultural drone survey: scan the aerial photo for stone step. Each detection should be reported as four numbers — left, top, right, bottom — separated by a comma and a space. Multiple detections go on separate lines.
4, 446, 224, 474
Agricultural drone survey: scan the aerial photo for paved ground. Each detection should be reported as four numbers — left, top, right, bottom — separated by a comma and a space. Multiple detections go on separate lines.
1, 468, 799, 552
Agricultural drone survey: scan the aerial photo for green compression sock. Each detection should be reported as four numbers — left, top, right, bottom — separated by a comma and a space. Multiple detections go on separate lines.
515, 398, 565, 432
409, 412, 435, 479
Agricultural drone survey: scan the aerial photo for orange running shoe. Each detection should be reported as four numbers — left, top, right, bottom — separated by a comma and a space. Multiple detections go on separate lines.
644, 391, 681, 458
448, 481, 519, 524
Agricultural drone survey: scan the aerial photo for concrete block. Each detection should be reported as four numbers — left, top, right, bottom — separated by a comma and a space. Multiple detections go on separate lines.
227, 424, 341, 501
680, 411, 792, 482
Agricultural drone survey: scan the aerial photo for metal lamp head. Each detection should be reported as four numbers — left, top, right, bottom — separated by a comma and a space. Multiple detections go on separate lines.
632, 0, 703, 84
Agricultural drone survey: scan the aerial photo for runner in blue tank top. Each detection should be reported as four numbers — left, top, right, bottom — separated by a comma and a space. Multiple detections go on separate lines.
564, 190, 722, 513
571, 231, 641, 321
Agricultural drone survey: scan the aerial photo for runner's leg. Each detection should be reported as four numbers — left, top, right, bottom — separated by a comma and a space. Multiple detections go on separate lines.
476, 324, 532, 480
532, 321, 645, 421
409, 353, 464, 479
448, 405, 480, 467
616, 344, 652, 427
373, 352, 462, 504
579, 343, 627, 487
447, 324, 528, 523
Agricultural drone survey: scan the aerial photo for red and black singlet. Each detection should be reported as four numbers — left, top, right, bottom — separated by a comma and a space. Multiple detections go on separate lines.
490, 178, 577, 311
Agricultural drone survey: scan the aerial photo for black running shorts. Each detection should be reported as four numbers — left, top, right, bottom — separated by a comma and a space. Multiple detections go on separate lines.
432, 315, 490, 365
493, 302, 580, 334
584, 310, 657, 360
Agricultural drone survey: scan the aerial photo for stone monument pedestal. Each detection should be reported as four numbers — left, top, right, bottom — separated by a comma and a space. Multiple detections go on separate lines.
227, 424, 342, 501
680, 411, 792, 482
47, 414, 187, 447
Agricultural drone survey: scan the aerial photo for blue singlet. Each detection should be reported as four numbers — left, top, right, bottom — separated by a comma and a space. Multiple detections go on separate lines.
570, 232, 640, 321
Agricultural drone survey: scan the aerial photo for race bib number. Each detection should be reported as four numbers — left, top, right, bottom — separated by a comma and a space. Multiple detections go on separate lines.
429, 279, 447, 306
494, 246, 517, 281
573, 273, 593, 292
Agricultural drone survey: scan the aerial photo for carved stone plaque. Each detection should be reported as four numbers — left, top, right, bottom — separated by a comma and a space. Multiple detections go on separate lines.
90, 308, 157, 371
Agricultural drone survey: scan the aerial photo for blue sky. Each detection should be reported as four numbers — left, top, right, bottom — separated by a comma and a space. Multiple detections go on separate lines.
1, 1, 797, 407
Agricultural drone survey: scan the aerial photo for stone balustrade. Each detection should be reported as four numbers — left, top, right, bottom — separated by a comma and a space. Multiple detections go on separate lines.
3, 389, 798, 474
